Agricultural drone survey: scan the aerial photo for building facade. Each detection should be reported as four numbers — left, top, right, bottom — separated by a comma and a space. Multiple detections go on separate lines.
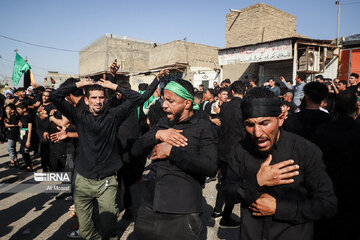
43, 71, 78, 89
79, 34, 156, 82
80, 35, 220, 90
339, 34, 360, 81
220, 3, 338, 85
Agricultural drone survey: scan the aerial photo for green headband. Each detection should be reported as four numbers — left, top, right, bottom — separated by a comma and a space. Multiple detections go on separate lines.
164, 81, 200, 110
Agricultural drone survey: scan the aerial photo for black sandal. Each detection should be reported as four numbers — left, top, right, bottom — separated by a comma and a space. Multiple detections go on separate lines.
9, 160, 18, 167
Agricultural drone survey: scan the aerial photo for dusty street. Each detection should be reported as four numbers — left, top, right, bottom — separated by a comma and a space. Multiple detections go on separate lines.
0, 142, 240, 240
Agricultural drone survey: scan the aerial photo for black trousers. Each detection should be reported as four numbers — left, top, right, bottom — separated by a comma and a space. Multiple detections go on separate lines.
213, 160, 235, 218
20, 133, 32, 167
40, 141, 50, 172
49, 141, 66, 172
134, 205, 202, 240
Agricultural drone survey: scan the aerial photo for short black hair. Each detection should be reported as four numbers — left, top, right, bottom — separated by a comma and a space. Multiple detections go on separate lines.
117, 81, 131, 89
280, 99, 292, 107
218, 87, 229, 94
303, 82, 329, 104
315, 75, 324, 80
194, 92, 203, 100
16, 102, 27, 110
297, 73, 307, 82
224, 79, 231, 84
335, 90, 357, 115
206, 88, 217, 98
339, 80, 347, 85
138, 83, 148, 91
36, 86, 45, 92
243, 87, 276, 100
14, 87, 25, 93
5, 103, 16, 111
84, 84, 105, 98
231, 80, 246, 95
60, 78, 83, 97
350, 72, 359, 79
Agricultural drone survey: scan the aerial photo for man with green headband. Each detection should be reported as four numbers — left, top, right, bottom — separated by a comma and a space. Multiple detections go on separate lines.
132, 79, 218, 240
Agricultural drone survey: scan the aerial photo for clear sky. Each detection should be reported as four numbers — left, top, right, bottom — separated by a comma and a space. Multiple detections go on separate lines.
0, 0, 358, 84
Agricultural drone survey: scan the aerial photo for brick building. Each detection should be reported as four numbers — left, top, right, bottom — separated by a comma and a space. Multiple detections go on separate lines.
225, 3, 298, 48
79, 34, 156, 82
79, 34, 220, 90
220, 3, 339, 85
43, 71, 78, 89
129, 40, 219, 90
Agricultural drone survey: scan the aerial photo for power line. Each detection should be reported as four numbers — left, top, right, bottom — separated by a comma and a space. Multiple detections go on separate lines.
0, 34, 78, 52
0, 57, 78, 76
0, 34, 152, 54
341, 1, 360, 5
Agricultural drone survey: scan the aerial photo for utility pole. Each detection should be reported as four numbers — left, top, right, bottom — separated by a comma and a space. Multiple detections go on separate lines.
336, 1, 341, 46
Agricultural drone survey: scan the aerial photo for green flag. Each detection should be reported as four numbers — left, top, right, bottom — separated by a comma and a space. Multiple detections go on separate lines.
12, 53, 31, 86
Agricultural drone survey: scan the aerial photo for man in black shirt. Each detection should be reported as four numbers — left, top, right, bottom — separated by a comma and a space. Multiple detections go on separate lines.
223, 87, 337, 240
50, 78, 141, 240
212, 80, 246, 228
16, 103, 33, 171
314, 91, 360, 239
283, 81, 331, 145
132, 79, 218, 240
36, 90, 56, 172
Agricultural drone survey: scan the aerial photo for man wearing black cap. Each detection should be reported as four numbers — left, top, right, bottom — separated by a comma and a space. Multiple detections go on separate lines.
223, 87, 337, 240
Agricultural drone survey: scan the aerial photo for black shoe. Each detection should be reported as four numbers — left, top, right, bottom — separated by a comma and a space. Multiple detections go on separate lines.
219, 217, 240, 229
211, 211, 223, 219
206, 177, 217, 183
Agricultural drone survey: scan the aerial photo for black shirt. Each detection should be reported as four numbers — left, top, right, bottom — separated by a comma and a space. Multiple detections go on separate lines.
314, 116, 360, 239
20, 114, 33, 129
223, 130, 337, 240
50, 82, 141, 180
131, 114, 218, 214
5, 114, 19, 140
36, 103, 56, 135
218, 97, 245, 162
283, 109, 332, 145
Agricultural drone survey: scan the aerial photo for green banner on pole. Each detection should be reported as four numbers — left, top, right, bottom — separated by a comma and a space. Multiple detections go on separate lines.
12, 52, 31, 86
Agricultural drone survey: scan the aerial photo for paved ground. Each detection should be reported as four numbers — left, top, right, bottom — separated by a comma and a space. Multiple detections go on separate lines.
0, 142, 240, 240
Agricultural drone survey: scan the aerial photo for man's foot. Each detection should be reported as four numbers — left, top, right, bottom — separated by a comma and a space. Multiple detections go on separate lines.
211, 211, 223, 220
67, 229, 81, 239
206, 177, 217, 183
26, 166, 33, 172
65, 195, 73, 202
219, 217, 241, 229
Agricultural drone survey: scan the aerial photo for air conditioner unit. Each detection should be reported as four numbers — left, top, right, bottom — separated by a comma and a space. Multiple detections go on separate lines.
297, 47, 321, 72
308, 48, 320, 72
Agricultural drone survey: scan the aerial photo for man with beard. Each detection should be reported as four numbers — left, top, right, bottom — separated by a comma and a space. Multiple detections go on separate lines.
131, 79, 218, 240
50, 78, 141, 240
223, 87, 337, 240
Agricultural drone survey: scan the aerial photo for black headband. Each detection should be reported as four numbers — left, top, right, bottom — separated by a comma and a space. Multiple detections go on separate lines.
242, 98, 281, 119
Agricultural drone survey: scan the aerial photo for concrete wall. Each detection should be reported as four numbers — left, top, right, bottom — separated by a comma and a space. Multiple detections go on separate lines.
79, 37, 108, 76
129, 73, 157, 91
225, 3, 297, 48
221, 62, 259, 82
43, 72, 78, 89
79, 34, 154, 76
149, 41, 219, 70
